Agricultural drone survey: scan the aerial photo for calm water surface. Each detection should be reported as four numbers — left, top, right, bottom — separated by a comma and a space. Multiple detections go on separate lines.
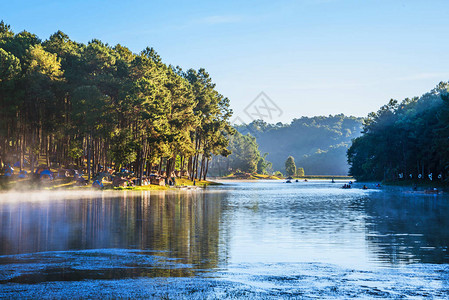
1, 181, 448, 298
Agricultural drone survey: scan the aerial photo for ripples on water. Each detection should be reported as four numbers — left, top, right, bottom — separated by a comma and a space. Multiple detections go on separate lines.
0, 181, 448, 298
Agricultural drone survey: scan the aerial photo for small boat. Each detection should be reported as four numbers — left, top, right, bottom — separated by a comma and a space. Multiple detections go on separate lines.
286, 179, 292, 183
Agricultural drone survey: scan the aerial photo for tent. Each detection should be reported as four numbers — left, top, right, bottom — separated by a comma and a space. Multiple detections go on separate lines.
35, 167, 46, 174
92, 180, 104, 188
39, 169, 53, 180
13, 159, 29, 167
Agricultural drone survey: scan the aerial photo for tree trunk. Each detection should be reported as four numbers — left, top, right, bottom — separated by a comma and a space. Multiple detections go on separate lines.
87, 135, 91, 181
199, 156, 204, 180
203, 158, 209, 181
158, 157, 163, 176
20, 133, 24, 171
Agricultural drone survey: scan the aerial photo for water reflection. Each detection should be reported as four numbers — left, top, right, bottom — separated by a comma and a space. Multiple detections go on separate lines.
364, 191, 449, 265
0, 191, 225, 272
0, 182, 449, 279
215, 181, 449, 268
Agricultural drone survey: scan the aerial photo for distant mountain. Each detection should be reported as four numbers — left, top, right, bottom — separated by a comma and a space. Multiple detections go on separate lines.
235, 114, 364, 175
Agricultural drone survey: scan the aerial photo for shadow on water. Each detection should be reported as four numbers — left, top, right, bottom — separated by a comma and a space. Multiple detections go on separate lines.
363, 190, 449, 265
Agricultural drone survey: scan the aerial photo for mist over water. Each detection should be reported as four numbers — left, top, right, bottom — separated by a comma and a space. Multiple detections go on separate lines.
1, 181, 449, 298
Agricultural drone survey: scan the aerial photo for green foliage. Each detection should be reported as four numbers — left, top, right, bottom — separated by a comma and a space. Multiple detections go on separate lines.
274, 171, 283, 177
208, 131, 271, 176
26, 44, 63, 80
0, 21, 233, 180
236, 114, 363, 175
347, 82, 449, 182
68, 141, 83, 161
257, 153, 272, 175
285, 156, 296, 176
227, 132, 259, 173
108, 129, 138, 168
296, 167, 305, 177
0, 48, 21, 81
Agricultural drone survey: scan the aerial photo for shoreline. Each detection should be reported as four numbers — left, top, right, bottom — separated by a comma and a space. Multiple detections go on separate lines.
0, 177, 221, 192
215, 173, 353, 181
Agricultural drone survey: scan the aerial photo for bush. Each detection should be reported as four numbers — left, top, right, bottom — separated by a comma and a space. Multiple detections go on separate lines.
274, 171, 283, 177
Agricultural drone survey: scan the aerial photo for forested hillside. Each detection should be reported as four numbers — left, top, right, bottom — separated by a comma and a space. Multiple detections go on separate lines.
347, 82, 449, 182
236, 115, 364, 175
0, 21, 233, 181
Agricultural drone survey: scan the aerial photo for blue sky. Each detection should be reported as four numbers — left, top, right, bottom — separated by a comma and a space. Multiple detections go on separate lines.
2, 0, 449, 123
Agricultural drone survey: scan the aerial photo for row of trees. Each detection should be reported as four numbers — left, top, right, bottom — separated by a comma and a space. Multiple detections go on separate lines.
347, 82, 449, 182
208, 131, 272, 176
0, 22, 233, 181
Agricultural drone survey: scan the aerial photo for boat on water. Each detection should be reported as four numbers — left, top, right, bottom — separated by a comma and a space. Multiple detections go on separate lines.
286, 179, 292, 183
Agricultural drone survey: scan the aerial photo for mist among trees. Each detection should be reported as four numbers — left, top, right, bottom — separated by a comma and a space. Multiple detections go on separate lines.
347, 82, 449, 182
236, 115, 364, 175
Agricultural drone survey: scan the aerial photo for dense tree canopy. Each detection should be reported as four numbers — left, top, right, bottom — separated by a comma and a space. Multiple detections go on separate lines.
0, 21, 233, 182
347, 82, 449, 182
236, 115, 363, 175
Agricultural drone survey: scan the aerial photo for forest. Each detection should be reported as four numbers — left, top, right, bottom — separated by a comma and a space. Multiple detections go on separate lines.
0, 21, 233, 182
235, 115, 364, 175
347, 82, 449, 182
208, 131, 271, 176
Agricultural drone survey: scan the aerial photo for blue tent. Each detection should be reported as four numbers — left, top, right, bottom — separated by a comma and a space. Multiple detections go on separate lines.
40, 169, 53, 180
14, 159, 29, 167
92, 180, 104, 188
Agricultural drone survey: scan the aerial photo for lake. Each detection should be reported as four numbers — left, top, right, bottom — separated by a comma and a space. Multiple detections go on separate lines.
1, 181, 448, 298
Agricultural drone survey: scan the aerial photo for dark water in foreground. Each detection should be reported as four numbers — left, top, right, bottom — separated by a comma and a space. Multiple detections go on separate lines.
0, 181, 448, 298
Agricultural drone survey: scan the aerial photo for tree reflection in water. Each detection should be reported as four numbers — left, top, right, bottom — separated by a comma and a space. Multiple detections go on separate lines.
0, 190, 226, 277
364, 191, 449, 265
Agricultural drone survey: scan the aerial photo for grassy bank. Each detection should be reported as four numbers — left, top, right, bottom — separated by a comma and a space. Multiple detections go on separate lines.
221, 173, 281, 180
0, 176, 220, 192
111, 179, 221, 191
